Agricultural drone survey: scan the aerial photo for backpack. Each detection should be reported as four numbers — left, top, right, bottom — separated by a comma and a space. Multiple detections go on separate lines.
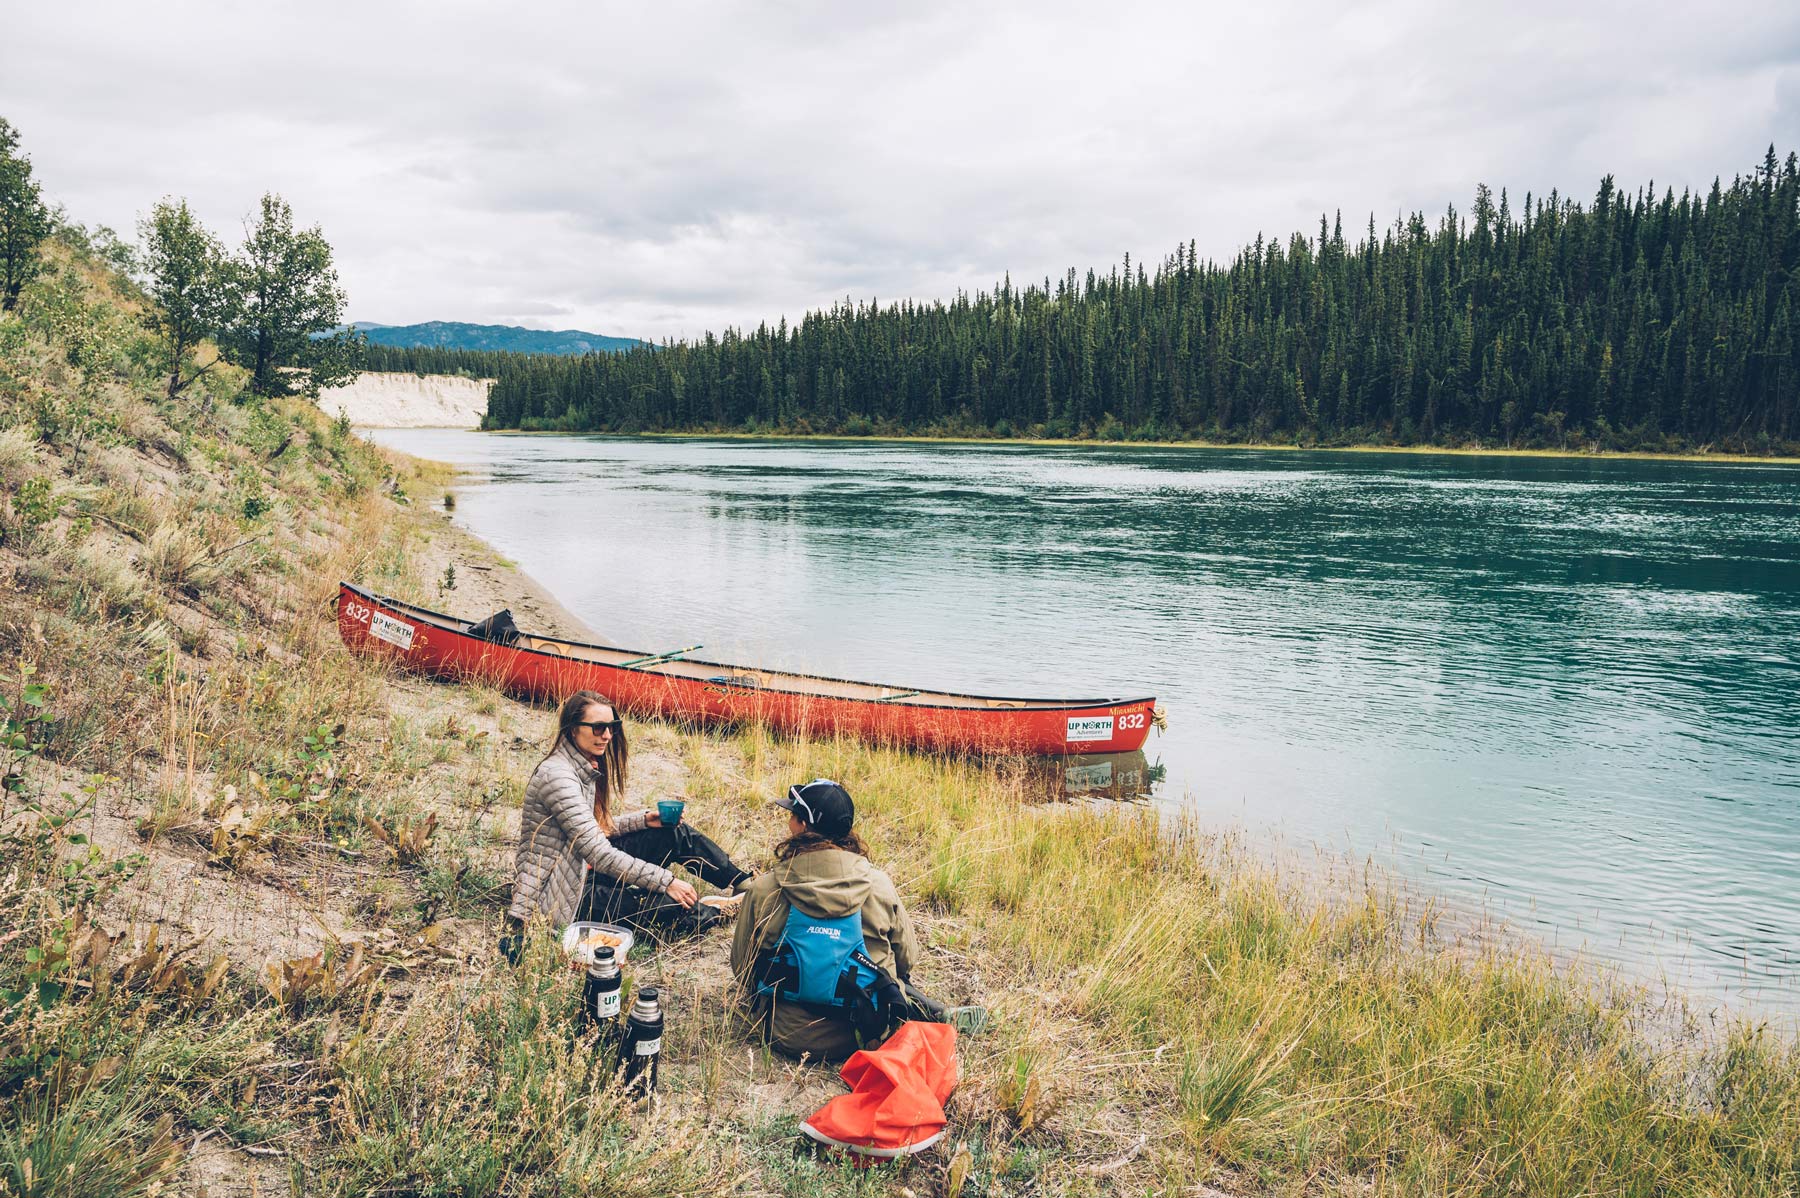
465, 609, 521, 646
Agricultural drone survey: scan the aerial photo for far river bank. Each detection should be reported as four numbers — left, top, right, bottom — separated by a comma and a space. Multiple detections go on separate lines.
333, 365, 1799, 465
486, 425, 1800, 466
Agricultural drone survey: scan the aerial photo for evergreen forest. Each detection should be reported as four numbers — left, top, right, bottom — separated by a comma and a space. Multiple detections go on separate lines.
482, 149, 1800, 454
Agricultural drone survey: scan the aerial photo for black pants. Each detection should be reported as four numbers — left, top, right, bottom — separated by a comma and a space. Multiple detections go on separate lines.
575, 823, 748, 938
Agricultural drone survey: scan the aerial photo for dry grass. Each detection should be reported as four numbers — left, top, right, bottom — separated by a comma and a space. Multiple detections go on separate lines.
3, 226, 1798, 1198
0, 425, 40, 487
707, 734, 1800, 1193
137, 522, 224, 596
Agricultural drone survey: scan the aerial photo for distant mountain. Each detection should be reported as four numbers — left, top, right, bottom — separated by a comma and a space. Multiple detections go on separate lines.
346, 321, 643, 355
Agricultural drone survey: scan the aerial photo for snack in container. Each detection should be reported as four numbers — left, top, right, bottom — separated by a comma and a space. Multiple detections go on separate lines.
562, 921, 635, 967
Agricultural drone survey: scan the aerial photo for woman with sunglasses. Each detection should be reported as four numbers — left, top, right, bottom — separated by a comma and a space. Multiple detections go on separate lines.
504, 689, 753, 960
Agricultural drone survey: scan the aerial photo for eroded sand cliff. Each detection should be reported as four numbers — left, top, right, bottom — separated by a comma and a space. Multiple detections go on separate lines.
319, 371, 493, 427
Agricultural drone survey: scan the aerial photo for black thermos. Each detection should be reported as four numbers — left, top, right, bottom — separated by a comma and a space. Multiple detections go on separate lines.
619, 986, 664, 1095
582, 946, 622, 1035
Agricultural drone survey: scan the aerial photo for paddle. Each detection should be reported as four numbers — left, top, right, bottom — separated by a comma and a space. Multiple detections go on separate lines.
617, 644, 702, 669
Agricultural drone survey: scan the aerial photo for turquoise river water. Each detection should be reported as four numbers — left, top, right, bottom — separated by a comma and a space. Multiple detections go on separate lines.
370, 430, 1800, 1015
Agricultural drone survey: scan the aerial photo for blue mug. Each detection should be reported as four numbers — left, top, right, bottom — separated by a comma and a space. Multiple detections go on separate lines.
657, 799, 685, 827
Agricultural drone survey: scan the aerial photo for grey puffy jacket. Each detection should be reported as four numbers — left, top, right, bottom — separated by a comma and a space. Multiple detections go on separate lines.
508, 741, 673, 925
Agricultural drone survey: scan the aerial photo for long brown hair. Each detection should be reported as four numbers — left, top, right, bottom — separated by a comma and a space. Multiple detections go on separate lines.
544, 689, 629, 831
775, 827, 869, 861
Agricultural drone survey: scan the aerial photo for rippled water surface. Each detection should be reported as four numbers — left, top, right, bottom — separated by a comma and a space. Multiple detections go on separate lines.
373, 431, 1800, 1012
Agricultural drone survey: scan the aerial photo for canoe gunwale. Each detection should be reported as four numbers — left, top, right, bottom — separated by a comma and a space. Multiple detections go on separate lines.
338, 581, 1154, 714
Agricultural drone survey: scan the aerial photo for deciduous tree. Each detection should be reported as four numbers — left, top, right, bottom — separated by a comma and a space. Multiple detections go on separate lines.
0, 117, 51, 313
140, 198, 235, 398
227, 193, 358, 399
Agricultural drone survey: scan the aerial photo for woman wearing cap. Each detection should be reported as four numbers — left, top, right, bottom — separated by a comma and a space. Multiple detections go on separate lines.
730, 778, 922, 1061
504, 689, 753, 959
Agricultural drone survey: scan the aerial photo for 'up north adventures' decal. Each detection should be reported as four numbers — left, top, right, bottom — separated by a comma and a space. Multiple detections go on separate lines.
368, 610, 416, 651
1065, 715, 1114, 742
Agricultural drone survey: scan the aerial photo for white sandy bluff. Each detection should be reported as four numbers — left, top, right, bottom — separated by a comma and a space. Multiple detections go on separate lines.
318, 371, 493, 428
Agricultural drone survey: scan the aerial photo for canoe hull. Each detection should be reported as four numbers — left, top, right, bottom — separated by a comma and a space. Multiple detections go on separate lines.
336, 583, 1156, 756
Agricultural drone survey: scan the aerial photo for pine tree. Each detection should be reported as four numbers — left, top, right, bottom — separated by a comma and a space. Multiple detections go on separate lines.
468, 150, 1799, 455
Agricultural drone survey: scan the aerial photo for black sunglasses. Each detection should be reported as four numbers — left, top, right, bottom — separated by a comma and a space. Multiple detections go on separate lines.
575, 719, 622, 735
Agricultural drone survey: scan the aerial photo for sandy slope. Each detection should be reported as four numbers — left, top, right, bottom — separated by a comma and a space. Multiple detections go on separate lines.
318, 371, 493, 428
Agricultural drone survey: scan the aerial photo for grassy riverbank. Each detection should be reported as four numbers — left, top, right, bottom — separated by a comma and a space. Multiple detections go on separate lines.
4, 235, 1799, 1196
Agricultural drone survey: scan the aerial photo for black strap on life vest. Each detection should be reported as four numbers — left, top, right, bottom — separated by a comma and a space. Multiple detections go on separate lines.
751, 946, 904, 1048
752, 942, 955, 1049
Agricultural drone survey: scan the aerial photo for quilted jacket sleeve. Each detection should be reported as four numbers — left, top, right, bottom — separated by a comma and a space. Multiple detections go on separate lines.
543, 772, 675, 892
611, 808, 651, 836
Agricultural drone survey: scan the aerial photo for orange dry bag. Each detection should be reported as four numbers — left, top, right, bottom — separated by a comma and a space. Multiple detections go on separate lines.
799, 1021, 959, 1159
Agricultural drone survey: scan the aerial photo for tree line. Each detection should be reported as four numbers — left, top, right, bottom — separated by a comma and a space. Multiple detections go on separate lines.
1, 116, 356, 402
484, 148, 1800, 453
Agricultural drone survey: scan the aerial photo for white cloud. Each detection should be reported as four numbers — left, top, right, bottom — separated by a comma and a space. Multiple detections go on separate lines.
4, 0, 1796, 340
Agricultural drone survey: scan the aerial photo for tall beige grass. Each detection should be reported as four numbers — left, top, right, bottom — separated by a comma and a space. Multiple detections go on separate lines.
704, 730, 1800, 1194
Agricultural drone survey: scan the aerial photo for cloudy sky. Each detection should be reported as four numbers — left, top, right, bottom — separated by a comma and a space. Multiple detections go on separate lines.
5, 1, 1798, 341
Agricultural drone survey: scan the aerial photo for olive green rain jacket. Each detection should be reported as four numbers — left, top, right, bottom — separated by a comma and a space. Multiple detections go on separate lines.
729, 847, 921, 1062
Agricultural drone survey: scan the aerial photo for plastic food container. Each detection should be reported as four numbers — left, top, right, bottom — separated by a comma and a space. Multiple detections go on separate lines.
562, 921, 635, 968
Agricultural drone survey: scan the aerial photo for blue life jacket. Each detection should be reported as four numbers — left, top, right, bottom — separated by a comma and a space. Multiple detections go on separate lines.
755, 909, 880, 1011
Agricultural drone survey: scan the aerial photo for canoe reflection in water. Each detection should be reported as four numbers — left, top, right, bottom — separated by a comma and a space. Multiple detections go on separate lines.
1011, 750, 1164, 803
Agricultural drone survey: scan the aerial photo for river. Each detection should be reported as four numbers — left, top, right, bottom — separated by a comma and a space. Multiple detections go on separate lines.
369, 430, 1800, 1015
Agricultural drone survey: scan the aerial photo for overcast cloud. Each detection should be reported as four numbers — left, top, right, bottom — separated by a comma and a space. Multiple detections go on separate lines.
5, 0, 1798, 340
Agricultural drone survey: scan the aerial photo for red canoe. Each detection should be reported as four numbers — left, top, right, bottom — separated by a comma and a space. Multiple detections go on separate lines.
336, 582, 1159, 756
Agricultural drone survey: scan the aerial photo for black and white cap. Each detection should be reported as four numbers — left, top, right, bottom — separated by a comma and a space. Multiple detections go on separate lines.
774, 778, 855, 839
